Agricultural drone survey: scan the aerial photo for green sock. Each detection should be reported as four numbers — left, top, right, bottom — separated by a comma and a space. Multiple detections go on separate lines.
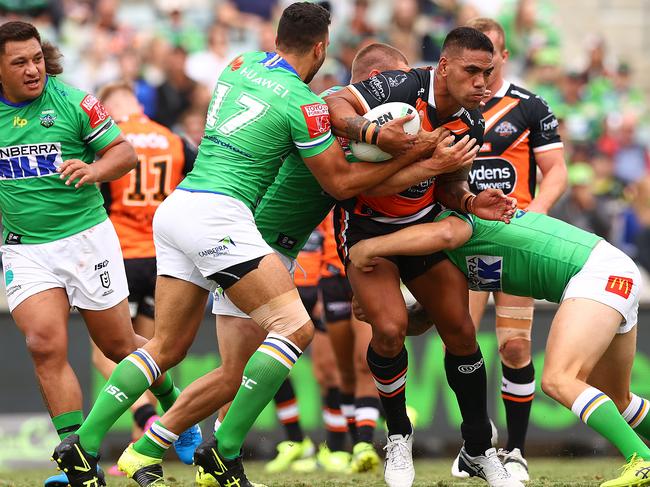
150, 373, 180, 411
76, 348, 161, 456
622, 393, 650, 442
216, 334, 302, 459
133, 420, 178, 459
52, 410, 84, 440
572, 387, 650, 461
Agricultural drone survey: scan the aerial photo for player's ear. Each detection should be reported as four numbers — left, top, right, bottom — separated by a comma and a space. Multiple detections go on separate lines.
438, 56, 448, 76
502, 48, 510, 62
368, 69, 380, 78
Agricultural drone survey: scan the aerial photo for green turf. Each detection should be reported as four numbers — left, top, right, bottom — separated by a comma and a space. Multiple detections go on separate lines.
0, 458, 628, 486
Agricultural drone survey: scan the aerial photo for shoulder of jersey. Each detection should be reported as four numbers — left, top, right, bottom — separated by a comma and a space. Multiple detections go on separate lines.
46, 76, 88, 105
505, 83, 537, 102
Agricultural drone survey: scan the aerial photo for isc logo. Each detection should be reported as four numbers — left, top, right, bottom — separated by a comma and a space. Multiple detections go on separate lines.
466, 255, 503, 291
105, 384, 129, 402
241, 376, 257, 390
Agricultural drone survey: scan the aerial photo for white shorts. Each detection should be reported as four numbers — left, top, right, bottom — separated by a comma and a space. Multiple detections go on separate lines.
153, 189, 273, 292
212, 250, 296, 318
562, 240, 641, 334
1, 219, 129, 312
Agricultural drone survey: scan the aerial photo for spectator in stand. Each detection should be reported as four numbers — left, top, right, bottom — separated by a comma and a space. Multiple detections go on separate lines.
628, 176, 650, 273
608, 113, 650, 185
498, 0, 560, 76
185, 22, 234, 91
551, 163, 612, 240
116, 48, 157, 118
155, 0, 204, 53
154, 45, 196, 129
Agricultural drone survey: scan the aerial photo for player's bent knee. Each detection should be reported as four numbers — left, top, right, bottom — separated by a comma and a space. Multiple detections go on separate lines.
499, 337, 532, 368
249, 289, 313, 347
496, 306, 533, 367
540, 370, 566, 401
25, 331, 66, 365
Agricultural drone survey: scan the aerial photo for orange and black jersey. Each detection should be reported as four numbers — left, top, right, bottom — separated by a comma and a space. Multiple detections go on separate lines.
101, 114, 197, 259
471, 82, 562, 208
345, 67, 485, 222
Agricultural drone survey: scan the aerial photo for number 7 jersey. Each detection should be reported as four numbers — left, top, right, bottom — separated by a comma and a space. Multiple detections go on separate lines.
179, 51, 335, 210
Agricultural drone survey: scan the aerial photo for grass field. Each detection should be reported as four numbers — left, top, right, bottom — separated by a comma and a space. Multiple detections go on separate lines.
0, 458, 626, 486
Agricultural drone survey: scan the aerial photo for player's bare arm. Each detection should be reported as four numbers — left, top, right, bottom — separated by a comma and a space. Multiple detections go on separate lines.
435, 178, 516, 223
349, 216, 473, 271
302, 127, 441, 200
325, 87, 416, 156
525, 148, 567, 214
57, 135, 137, 188
365, 133, 479, 196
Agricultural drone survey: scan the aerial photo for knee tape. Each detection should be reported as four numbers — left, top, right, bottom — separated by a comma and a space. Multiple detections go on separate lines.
249, 288, 311, 336
495, 306, 534, 347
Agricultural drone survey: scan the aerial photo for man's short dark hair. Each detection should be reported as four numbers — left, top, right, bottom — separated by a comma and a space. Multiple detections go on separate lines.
441, 26, 494, 57
277, 2, 331, 54
0, 20, 63, 75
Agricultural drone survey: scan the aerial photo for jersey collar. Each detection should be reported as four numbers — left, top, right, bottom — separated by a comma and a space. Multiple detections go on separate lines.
0, 75, 49, 107
492, 80, 511, 99
259, 52, 299, 78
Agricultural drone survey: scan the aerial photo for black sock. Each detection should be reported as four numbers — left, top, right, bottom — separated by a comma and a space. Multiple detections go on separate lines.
133, 404, 157, 429
274, 379, 304, 443
340, 392, 357, 444
444, 346, 491, 456
323, 387, 347, 451
355, 396, 380, 444
367, 345, 411, 436
502, 361, 535, 455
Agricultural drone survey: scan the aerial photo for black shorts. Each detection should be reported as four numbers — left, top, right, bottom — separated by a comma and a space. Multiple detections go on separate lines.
333, 206, 447, 283
318, 275, 352, 323
124, 257, 157, 319
298, 285, 324, 332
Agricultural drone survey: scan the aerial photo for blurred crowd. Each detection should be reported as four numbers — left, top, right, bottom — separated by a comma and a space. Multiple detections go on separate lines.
2, 0, 650, 272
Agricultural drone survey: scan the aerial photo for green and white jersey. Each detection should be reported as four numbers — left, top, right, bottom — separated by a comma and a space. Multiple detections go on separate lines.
439, 210, 602, 302
0, 76, 121, 244
180, 52, 335, 211
255, 86, 345, 259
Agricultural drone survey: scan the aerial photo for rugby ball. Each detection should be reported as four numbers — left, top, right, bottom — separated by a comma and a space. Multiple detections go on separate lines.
350, 102, 420, 162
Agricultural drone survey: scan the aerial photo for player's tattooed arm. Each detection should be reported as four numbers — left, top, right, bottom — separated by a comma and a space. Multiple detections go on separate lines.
325, 88, 415, 156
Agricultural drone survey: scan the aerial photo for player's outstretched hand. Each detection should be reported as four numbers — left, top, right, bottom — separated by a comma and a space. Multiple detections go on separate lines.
472, 188, 517, 223
428, 134, 479, 175
349, 240, 379, 272
57, 159, 99, 188
376, 113, 416, 156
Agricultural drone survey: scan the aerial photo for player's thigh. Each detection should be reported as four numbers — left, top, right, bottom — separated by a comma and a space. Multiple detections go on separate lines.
216, 315, 266, 377
469, 290, 490, 330
152, 275, 209, 354
406, 259, 477, 355
346, 257, 405, 332
11, 288, 71, 360
544, 298, 622, 383
587, 325, 637, 410
80, 299, 137, 361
